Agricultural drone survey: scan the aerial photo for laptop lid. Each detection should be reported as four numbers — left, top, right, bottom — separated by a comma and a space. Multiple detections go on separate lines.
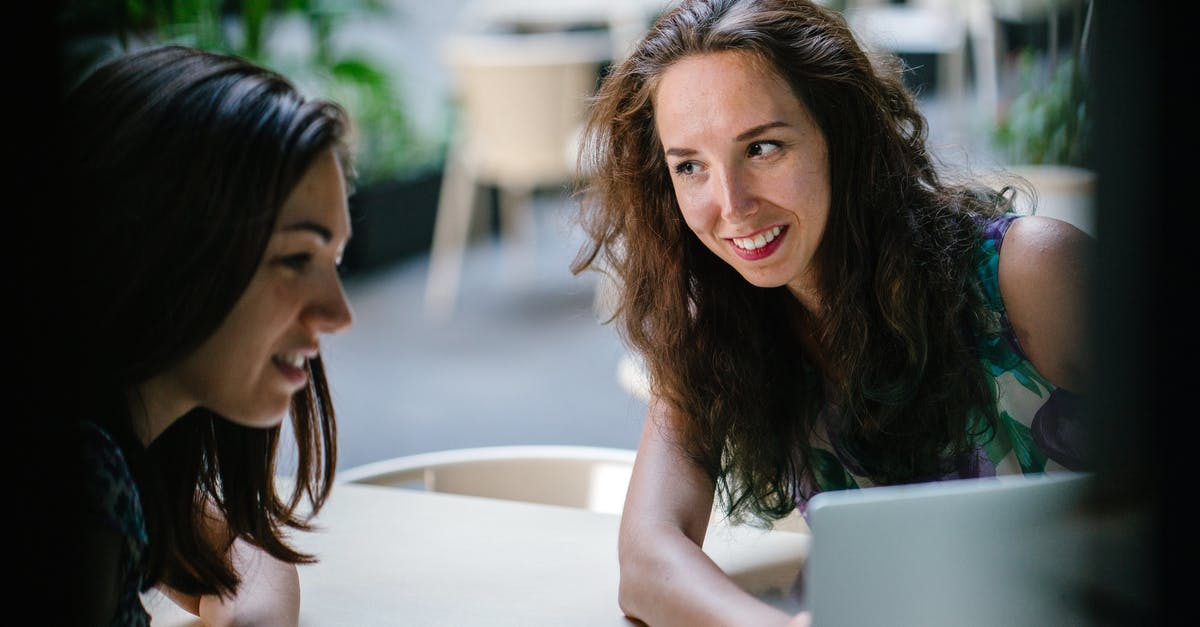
801, 472, 1097, 627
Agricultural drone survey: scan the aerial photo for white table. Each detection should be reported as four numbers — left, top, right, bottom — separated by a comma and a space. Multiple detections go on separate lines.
145, 481, 809, 625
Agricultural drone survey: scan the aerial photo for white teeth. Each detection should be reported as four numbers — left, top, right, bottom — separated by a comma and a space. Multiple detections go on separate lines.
732, 226, 783, 250
276, 353, 307, 369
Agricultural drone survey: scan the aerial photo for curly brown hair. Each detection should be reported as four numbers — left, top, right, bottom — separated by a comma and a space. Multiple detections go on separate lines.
571, 0, 1011, 522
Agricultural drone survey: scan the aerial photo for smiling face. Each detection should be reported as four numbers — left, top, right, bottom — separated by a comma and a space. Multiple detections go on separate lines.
653, 50, 831, 310
138, 147, 355, 442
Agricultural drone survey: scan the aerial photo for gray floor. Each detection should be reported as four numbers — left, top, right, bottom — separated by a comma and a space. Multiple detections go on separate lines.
316, 193, 650, 473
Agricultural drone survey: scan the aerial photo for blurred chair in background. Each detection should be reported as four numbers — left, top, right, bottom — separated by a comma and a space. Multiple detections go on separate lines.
843, 0, 999, 134
337, 445, 637, 514
423, 30, 611, 320
339, 443, 810, 531
453, 0, 671, 61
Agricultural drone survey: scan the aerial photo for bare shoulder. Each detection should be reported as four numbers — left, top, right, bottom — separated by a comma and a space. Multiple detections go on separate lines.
1001, 215, 1094, 270
997, 215, 1095, 392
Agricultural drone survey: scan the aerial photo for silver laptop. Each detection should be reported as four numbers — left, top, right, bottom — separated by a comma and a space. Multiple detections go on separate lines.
800, 472, 1098, 627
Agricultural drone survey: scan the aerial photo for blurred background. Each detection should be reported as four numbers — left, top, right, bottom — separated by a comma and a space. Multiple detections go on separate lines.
45, 0, 1176, 622
52, 0, 1098, 473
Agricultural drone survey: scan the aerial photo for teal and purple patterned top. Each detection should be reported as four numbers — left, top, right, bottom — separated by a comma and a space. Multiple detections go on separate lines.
795, 213, 1086, 517
82, 421, 151, 626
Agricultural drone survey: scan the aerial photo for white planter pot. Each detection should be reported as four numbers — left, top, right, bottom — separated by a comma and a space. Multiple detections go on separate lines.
1005, 164, 1097, 237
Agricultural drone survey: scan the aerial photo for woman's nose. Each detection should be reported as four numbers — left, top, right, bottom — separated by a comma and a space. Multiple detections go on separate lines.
305, 272, 354, 334
717, 167, 756, 221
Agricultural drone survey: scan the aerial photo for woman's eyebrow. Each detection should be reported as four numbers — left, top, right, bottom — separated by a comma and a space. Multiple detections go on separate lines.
736, 120, 789, 141
664, 146, 697, 158
279, 220, 332, 242
665, 120, 793, 156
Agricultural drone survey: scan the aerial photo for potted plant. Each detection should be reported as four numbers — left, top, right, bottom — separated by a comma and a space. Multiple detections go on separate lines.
248, 3, 449, 275
991, 0, 1095, 235
56, 0, 448, 274
994, 49, 1088, 168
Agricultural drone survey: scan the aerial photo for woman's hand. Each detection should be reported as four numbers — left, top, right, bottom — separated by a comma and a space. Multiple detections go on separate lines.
196, 538, 300, 627
160, 508, 301, 627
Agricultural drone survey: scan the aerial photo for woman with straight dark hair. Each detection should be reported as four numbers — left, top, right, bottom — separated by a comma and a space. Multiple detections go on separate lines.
37, 44, 355, 625
571, 0, 1094, 624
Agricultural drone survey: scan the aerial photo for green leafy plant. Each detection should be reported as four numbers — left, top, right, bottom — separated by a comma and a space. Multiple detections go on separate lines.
58, 0, 444, 186
993, 49, 1088, 166
992, 1, 1091, 167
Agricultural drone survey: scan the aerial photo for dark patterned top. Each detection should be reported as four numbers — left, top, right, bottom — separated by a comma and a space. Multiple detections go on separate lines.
795, 213, 1087, 517
82, 421, 150, 626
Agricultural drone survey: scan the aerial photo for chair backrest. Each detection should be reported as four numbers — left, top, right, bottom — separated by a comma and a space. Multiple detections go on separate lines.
441, 31, 610, 188
338, 445, 638, 514
340, 444, 811, 531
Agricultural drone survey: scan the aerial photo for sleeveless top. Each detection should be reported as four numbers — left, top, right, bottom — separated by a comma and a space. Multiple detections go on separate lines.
82, 421, 151, 626
794, 214, 1087, 518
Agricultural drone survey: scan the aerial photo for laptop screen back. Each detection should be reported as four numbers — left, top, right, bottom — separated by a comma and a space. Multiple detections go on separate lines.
801, 472, 1097, 627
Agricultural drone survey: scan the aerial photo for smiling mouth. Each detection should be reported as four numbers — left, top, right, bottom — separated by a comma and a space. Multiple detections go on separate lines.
728, 225, 786, 260
272, 351, 313, 388
273, 353, 308, 369
731, 226, 784, 251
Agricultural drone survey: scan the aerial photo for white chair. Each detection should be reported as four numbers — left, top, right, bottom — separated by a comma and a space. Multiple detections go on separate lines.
453, 0, 667, 62
844, 0, 1000, 134
340, 444, 810, 532
983, 163, 1096, 236
338, 445, 638, 515
616, 351, 652, 404
423, 30, 611, 320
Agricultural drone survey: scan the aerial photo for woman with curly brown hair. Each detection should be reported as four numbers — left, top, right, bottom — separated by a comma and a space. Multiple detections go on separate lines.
570, 0, 1093, 624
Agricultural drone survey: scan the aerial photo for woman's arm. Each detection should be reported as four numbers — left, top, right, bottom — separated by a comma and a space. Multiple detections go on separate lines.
998, 215, 1095, 393
618, 397, 801, 627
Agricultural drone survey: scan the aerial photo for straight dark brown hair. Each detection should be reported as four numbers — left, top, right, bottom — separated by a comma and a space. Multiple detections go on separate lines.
52, 44, 348, 596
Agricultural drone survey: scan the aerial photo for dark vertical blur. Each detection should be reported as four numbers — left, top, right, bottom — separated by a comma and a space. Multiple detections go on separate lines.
1087, 0, 1174, 624
14, 3, 82, 620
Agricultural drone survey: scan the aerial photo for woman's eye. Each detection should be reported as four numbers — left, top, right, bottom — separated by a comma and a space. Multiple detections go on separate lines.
748, 141, 781, 157
280, 253, 312, 270
673, 161, 698, 176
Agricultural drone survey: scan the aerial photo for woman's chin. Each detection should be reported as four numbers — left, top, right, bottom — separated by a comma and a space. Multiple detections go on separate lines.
737, 271, 788, 290
223, 404, 291, 430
